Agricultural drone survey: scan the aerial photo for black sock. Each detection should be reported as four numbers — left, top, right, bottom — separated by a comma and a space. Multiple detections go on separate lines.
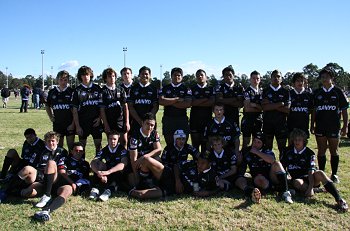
330, 155, 339, 176
6, 175, 23, 193
47, 196, 65, 212
44, 173, 55, 197
1, 156, 13, 178
243, 186, 253, 197
318, 156, 327, 171
324, 181, 341, 201
276, 172, 288, 192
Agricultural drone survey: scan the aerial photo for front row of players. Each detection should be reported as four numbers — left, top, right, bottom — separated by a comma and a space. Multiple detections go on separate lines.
0, 114, 348, 222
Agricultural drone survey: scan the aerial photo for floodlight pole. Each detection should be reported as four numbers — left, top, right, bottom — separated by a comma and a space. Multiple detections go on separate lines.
41, 50, 45, 90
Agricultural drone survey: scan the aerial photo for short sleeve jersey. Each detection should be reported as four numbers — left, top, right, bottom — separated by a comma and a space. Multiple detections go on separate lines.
128, 129, 160, 158
161, 143, 199, 169
313, 86, 349, 131
262, 85, 290, 122
21, 138, 46, 167
287, 88, 313, 132
204, 117, 240, 148
190, 83, 214, 119
101, 85, 127, 128
120, 83, 133, 99
95, 145, 128, 169
57, 155, 90, 182
241, 147, 275, 177
243, 86, 262, 115
208, 148, 237, 176
128, 83, 158, 117
215, 82, 244, 123
280, 146, 316, 179
35, 147, 68, 171
46, 86, 74, 125
159, 83, 192, 117
71, 83, 102, 123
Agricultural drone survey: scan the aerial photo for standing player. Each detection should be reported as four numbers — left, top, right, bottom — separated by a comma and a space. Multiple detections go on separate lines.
190, 69, 215, 152
89, 131, 128, 202
100, 67, 129, 148
281, 129, 348, 211
159, 67, 192, 146
311, 67, 349, 183
128, 66, 159, 133
1, 84, 10, 108
120, 67, 133, 99
287, 72, 313, 138
215, 65, 244, 126
45, 70, 75, 151
72, 66, 103, 154
241, 71, 263, 149
261, 70, 290, 155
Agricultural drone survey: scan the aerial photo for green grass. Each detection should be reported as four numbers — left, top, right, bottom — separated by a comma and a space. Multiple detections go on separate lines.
0, 96, 349, 230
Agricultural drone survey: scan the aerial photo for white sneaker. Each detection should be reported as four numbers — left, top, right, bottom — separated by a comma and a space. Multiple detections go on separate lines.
34, 210, 51, 222
35, 195, 51, 208
99, 189, 111, 202
282, 191, 293, 204
89, 188, 99, 200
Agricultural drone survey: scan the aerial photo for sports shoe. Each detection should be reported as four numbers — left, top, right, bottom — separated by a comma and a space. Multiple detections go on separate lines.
34, 210, 51, 222
251, 188, 261, 204
331, 175, 340, 184
289, 189, 296, 196
337, 198, 348, 212
89, 188, 99, 200
99, 189, 112, 202
282, 191, 293, 204
0, 189, 7, 203
35, 194, 51, 208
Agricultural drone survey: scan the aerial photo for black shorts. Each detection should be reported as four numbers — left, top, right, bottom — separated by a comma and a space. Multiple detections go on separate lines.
190, 115, 211, 134
159, 166, 175, 196
108, 121, 127, 134
241, 113, 263, 137
263, 119, 288, 139
314, 127, 340, 138
35, 170, 45, 183
80, 122, 103, 139
53, 121, 75, 136
162, 115, 189, 136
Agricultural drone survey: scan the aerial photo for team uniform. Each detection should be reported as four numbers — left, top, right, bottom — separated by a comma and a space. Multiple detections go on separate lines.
215, 82, 244, 125
241, 86, 263, 137
241, 147, 275, 179
287, 88, 313, 136
262, 85, 290, 139
120, 82, 132, 99
20, 138, 46, 169
179, 160, 217, 193
161, 143, 199, 170
204, 117, 240, 150
128, 129, 160, 158
189, 83, 214, 134
46, 86, 75, 136
159, 83, 192, 135
128, 82, 158, 131
313, 85, 349, 138
208, 148, 239, 183
101, 84, 127, 133
71, 83, 103, 139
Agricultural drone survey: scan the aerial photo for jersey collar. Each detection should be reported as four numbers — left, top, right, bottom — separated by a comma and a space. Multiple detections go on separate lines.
214, 116, 225, 124
294, 147, 306, 154
56, 86, 68, 92
139, 82, 150, 88
122, 82, 132, 88
293, 87, 305, 95
106, 84, 116, 90
171, 82, 182, 88
214, 149, 224, 158
249, 85, 259, 93
202, 166, 212, 173
81, 82, 93, 88
108, 145, 119, 153
269, 84, 281, 91
322, 84, 334, 92
225, 82, 234, 88
140, 128, 151, 138
197, 83, 208, 88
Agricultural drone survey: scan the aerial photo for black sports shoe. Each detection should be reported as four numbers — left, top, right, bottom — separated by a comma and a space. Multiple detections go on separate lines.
34, 210, 51, 222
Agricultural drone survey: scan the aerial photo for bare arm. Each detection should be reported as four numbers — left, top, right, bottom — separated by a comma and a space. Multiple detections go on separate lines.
100, 107, 110, 133
128, 102, 142, 126
341, 109, 348, 136
45, 105, 55, 122
249, 147, 276, 164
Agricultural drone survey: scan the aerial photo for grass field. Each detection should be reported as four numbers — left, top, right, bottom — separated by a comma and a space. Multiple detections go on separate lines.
0, 96, 349, 230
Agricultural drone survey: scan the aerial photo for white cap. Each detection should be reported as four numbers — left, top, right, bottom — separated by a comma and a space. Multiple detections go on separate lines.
173, 130, 186, 140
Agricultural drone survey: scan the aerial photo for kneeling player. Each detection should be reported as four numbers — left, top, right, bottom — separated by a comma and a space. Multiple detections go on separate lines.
89, 131, 128, 201
281, 128, 348, 212
241, 132, 293, 204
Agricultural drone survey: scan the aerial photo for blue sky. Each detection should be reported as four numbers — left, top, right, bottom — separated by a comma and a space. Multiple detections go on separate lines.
1, 0, 349, 79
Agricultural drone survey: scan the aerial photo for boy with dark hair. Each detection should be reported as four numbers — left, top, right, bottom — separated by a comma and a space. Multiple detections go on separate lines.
89, 131, 128, 201
1, 84, 10, 108
120, 67, 133, 98
46, 70, 75, 151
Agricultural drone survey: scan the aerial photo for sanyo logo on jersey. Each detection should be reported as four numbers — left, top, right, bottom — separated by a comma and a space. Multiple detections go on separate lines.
108, 101, 121, 108
82, 100, 99, 106
317, 105, 336, 111
291, 107, 308, 112
135, 99, 152, 104
52, 104, 70, 110
223, 136, 231, 141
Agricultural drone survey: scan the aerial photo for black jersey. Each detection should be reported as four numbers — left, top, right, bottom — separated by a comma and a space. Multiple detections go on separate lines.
241, 147, 275, 177
35, 146, 68, 171
208, 148, 237, 176
120, 83, 133, 99
262, 85, 290, 122
21, 138, 46, 167
159, 83, 192, 117
161, 143, 199, 169
287, 88, 313, 133
57, 155, 90, 182
128, 83, 158, 117
280, 146, 316, 179
190, 83, 214, 119
71, 83, 102, 123
46, 86, 74, 124
215, 82, 244, 124
101, 85, 127, 130
313, 85, 349, 131
243, 86, 262, 115
128, 128, 160, 158
179, 160, 217, 192
204, 117, 240, 148
95, 145, 128, 169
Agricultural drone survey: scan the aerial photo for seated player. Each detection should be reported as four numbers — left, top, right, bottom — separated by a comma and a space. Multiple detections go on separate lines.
241, 132, 293, 204
161, 130, 200, 194
89, 131, 128, 201
207, 136, 261, 203
33, 142, 90, 222
0, 128, 45, 183
281, 128, 348, 212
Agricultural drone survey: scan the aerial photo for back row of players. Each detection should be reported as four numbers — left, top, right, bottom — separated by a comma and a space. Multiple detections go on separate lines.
0, 65, 348, 221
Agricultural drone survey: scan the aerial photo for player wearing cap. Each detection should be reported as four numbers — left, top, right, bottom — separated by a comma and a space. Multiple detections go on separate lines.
281, 129, 348, 211
311, 67, 349, 183
241, 132, 293, 204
